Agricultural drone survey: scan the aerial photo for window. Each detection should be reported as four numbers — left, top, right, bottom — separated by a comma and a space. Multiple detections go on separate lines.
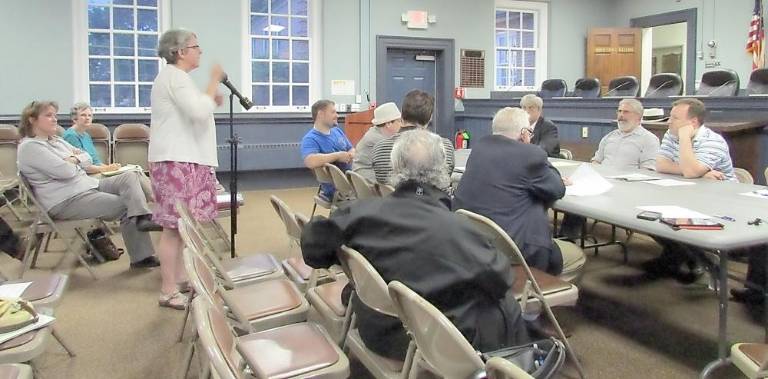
494, 1, 548, 91
74, 0, 167, 112
245, 0, 316, 111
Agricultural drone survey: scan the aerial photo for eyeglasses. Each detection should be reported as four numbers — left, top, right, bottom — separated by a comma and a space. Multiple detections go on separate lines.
184, 45, 201, 50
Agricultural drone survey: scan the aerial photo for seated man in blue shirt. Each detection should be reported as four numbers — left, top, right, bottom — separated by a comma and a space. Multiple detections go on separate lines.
301, 100, 355, 201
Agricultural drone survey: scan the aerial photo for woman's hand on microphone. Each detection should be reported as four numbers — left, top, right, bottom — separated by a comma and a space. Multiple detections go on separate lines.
210, 64, 224, 82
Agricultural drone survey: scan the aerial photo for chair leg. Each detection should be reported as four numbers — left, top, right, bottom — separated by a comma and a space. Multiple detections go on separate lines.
539, 299, 586, 379
52, 326, 76, 357
58, 233, 99, 280
182, 340, 195, 379
43, 232, 54, 252
75, 227, 105, 263
178, 290, 194, 343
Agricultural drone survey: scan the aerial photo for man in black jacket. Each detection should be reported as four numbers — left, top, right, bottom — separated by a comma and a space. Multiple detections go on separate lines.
301, 130, 530, 361
520, 94, 560, 157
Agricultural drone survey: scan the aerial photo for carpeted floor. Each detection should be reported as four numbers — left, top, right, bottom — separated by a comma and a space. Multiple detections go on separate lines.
1, 187, 760, 378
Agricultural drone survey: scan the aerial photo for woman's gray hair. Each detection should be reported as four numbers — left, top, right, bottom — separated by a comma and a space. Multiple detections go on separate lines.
70, 102, 91, 118
492, 107, 528, 138
390, 129, 449, 188
158, 29, 196, 64
619, 98, 644, 115
520, 94, 543, 110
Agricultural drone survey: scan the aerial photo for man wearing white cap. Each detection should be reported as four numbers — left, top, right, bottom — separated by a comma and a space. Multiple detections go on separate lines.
352, 102, 402, 182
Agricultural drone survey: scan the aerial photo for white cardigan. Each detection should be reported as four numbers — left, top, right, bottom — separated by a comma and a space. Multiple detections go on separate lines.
149, 64, 218, 167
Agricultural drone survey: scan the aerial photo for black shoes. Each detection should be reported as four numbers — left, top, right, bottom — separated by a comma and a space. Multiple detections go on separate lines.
136, 215, 163, 232
641, 256, 705, 284
731, 288, 765, 304
130, 256, 161, 269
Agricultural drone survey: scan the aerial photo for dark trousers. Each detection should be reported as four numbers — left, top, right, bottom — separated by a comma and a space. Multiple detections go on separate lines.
745, 246, 767, 291
0, 217, 19, 257
559, 214, 586, 239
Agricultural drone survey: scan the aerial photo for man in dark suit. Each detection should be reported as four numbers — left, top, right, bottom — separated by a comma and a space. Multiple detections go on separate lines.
454, 107, 584, 280
520, 94, 560, 157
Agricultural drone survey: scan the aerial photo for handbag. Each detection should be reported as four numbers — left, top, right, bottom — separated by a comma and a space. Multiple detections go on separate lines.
0, 298, 38, 334
480, 338, 566, 379
87, 228, 123, 261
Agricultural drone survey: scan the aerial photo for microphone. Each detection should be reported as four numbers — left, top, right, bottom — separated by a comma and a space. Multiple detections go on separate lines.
644, 80, 674, 97
603, 80, 632, 97
221, 73, 254, 110
704, 79, 737, 97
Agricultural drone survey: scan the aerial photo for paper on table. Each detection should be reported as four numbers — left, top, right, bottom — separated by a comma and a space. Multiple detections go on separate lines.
636, 205, 712, 219
644, 179, 696, 187
565, 164, 613, 196
0, 282, 32, 298
607, 173, 661, 182
740, 189, 768, 199
551, 161, 580, 168
0, 314, 55, 345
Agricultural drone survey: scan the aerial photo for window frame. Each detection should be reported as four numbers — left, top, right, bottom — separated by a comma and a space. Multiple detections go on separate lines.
240, 0, 322, 113
494, 0, 548, 92
73, 0, 170, 114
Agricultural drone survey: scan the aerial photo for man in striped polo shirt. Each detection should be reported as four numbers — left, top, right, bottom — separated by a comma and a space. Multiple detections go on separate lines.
644, 98, 736, 282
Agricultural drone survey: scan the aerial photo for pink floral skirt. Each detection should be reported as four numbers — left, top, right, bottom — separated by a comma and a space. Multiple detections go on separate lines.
149, 161, 218, 229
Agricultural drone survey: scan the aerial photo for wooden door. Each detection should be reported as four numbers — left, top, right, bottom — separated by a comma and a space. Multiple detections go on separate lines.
586, 28, 642, 95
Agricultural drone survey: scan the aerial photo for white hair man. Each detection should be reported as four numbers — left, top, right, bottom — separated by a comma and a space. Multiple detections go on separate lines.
301, 129, 530, 361
520, 94, 561, 157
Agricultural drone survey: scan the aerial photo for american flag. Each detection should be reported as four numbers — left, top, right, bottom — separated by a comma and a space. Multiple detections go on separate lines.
747, 0, 765, 69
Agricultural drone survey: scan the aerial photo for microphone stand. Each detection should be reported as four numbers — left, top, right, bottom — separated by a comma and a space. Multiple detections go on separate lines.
227, 93, 240, 258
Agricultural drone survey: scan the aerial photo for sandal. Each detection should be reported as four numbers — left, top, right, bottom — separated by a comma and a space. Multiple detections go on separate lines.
158, 291, 188, 310
177, 281, 193, 294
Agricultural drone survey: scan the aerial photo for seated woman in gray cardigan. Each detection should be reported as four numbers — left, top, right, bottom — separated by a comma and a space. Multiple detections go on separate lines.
16, 101, 160, 269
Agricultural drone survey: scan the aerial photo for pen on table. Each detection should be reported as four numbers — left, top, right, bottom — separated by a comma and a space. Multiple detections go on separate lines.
715, 215, 735, 222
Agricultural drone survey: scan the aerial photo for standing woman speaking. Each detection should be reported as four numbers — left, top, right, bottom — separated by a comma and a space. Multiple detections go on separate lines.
149, 29, 223, 310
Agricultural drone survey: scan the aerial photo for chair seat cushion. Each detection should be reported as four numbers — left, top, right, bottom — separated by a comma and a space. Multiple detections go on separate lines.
738, 343, 768, 366
6, 274, 62, 302
222, 254, 279, 280
284, 257, 313, 281
314, 278, 349, 317
0, 331, 36, 351
0, 364, 19, 379
224, 279, 302, 320
511, 266, 572, 298
238, 323, 339, 378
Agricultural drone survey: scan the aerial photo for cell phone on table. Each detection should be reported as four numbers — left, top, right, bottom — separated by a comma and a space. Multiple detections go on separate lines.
637, 211, 662, 221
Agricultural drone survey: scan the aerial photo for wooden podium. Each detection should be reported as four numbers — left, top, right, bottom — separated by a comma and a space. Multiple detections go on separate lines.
343, 109, 374, 146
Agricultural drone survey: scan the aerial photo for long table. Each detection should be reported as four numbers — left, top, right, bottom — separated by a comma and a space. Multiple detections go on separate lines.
550, 160, 768, 378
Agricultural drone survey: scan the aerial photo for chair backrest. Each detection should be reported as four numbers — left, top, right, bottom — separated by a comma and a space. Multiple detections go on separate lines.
486, 357, 535, 379
696, 69, 740, 96
573, 78, 601, 98
17, 173, 57, 226
558, 149, 573, 160
346, 171, 377, 200
734, 168, 754, 184
337, 245, 397, 317
455, 209, 525, 266
113, 123, 150, 170
375, 183, 395, 197
387, 281, 484, 379
748, 68, 768, 95
179, 217, 226, 294
87, 123, 111, 164
324, 163, 355, 197
294, 212, 309, 230
607, 76, 640, 97
269, 195, 302, 243
645, 73, 683, 97
0, 125, 20, 179
539, 79, 567, 98
312, 166, 332, 185
191, 296, 244, 379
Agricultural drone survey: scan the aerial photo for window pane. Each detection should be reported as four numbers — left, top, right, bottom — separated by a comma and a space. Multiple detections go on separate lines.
495, 31, 508, 47
292, 62, 309, 83
524, 51, 536, 67
509, 12, 521, 29
89, 58, 111, 81
252, 61, 269, 82
114, 33, 135, 56
495, 11, 506, 28
251, 15, 269, 35
90, 84, 112, 107
292, 40, 309, 60
522, 12, 534, 30
511, 50, 522, 67
137, 35, 157, 57
137, 9, 157, 31
88, 6, 110, 29
253, 85, 269, 105
271, 0, 288, 14
522, 31, 534, 48
271, 16, 289, 36
496, 50, 508, 66
510, 31, 521, 48
291, 0, 307, 15
273, 85, 289, 105
113, 7, 135, 30
251, 0, 268, 13
89, 32, 110, 55
252, 38, 269, 59
137, 0, 157, 6
524, 69, 535, 87
511, 69, 523, 86
272, 62, 289, 82
291, 17, 307, 37
114, 59, 135, 81
292, 85, 308, 106
114, 0, 134, 5
272, 39, 289, 59
138, 84, 152, 107
138, 59, 158, 81
496, 68, 508, 87
89, 0, 112, 5
115, 84, 136, 107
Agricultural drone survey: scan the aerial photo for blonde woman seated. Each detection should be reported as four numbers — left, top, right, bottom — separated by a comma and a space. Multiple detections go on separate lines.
63, 102, 153, 201
17, 101, 161, 269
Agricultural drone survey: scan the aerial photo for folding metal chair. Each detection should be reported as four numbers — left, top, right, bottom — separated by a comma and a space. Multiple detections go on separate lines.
347, 170, 378, 200
113, 123, 149, 171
